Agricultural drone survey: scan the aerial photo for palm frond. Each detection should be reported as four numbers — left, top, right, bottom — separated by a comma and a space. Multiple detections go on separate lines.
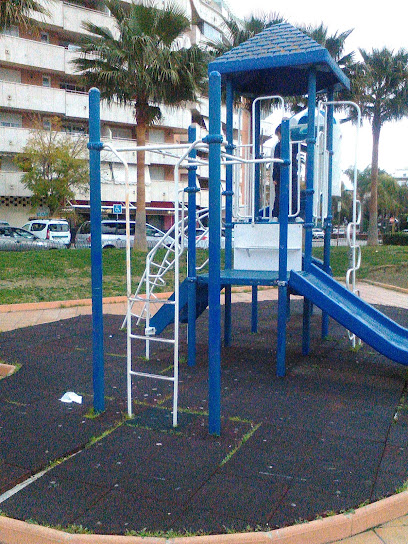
0, 0, 50, 31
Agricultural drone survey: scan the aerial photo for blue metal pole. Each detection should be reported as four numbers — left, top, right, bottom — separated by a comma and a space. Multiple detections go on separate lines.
322, 88, 334, 339
302, 69, 317, 356
276, 118, 290, 377
206, 71, 222, 435
251, 285, 258, 333
224, 79, 234, 347
254, 100, 261, 219
187, 125, 198, 366
251, 99, 261, 332
88, 88, 105, 413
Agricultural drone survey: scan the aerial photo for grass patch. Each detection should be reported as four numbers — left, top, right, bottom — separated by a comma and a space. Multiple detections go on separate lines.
313, 245, 408, 288
0, 247, 197, 304
1, 246, 406, 305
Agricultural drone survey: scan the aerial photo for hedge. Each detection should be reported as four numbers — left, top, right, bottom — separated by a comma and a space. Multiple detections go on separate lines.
382, 233, 408, 246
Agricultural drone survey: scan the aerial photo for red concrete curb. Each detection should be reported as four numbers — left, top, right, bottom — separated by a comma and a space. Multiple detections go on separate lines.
1, 490, 408, 544
0, 363, 16, 378
0, 287, 267, 314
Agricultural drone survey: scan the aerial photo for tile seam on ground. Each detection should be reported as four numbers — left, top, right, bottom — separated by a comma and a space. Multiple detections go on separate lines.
1, 490, 408, 544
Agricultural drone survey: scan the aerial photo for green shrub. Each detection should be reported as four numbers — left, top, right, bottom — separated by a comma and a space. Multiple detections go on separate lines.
382, 233, 408, 246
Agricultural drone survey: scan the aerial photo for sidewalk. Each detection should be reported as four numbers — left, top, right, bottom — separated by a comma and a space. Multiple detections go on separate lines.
1, 281, 407, 333
0, 282, 408, 544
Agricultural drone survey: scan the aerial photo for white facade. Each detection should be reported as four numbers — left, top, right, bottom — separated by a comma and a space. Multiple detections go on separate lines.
392, 169, 408, 187
0, 0, 242, 228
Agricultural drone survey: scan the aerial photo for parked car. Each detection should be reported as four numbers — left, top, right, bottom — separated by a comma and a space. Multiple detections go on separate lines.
74, 220, 166, 249
185, 227, 230, 249
22, 219, 71, 248
332, 227, 346, 236
312, 228, 325, 240
0, 226, 65, 251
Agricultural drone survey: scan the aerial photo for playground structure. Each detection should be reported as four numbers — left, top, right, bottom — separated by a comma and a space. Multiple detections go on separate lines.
88, 23, 408, 436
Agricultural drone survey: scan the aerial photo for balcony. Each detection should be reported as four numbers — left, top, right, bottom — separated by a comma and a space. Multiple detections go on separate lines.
33, 0, 116, 37
0, 81, 66, 115
0, 82, 133, 123
0, 36, 66, 73
190, 0, 224, 31
0, 172, 30, 197
0, 127, 30, 154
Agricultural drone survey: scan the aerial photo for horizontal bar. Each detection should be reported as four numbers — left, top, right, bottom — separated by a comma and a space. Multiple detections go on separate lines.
129, 371, 175, 382
129, 334, 175, 344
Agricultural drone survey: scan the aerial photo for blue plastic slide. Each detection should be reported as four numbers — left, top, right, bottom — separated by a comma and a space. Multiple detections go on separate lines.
289, 264, 408, 365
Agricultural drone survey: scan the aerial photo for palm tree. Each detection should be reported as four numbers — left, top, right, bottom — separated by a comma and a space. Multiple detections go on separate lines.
286, 23, 354, 113
301, 23, 354, 71
348, 48, 408, 245
0, 0, 49, 33
211, 11, 286, 57
73, 0, 208, 250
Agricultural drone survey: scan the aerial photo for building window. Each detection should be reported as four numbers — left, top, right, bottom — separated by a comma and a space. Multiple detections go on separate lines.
149, 166, 165, 181
43, 119, 52, 131
62, 123, 86, 134
60, 82, 86, 93
0, 112, 22, 128
40, 32, 49, 44
198, 22, 222, 43
42, 75, 51, 88
0, 67, 21, 83
2, 26, 19, 37
149, 129, 165, 144
108, 126, 132, 139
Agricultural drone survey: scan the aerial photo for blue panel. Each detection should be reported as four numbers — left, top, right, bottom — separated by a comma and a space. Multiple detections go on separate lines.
289, 265, 408, 365
149, 279, 210, 335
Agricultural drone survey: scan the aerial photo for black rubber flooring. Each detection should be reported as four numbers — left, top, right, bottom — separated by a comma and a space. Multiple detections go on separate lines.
0, 299, 407, 535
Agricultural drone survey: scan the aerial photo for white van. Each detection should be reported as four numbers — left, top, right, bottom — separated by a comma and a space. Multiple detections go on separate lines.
74, 220, 165, 249
22, 219, 71, 247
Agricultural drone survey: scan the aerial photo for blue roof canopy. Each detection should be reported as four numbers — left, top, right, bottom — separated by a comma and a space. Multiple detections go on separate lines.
209, 23, 350, 96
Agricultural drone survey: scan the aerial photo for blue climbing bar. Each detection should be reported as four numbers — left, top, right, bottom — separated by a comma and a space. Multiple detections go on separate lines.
302, 69, 317, 356
276, 118, 291, 377
187, 125, 198, 366
224, 79, 234, 347
88, 88, 105, 413
322, 88, 335, 339
207, 71, 223, 435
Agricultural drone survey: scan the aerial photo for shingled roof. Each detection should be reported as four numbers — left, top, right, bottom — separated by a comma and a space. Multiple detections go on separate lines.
209, 22, 350, 96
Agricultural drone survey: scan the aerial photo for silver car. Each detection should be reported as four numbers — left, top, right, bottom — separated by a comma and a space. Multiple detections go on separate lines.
0, 226, 65, 251
75, 220, 166, 249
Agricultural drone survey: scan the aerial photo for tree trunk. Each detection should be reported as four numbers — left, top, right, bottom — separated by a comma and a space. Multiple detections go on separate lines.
367, 117, 381, 246
134, 121, 147, 252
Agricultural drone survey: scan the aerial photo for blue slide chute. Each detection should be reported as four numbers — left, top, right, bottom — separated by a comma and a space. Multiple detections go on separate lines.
289, 264, 408, 365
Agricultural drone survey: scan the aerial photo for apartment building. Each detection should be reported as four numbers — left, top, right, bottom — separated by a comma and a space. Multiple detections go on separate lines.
0, 0, 247, 229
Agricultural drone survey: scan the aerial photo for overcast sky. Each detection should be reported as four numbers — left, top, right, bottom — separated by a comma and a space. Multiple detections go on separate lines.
228, 0, 408, 174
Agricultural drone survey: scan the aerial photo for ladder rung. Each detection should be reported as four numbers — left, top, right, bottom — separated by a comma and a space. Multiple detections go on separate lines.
129, 334, 175, 345
129, 371, 175, 382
